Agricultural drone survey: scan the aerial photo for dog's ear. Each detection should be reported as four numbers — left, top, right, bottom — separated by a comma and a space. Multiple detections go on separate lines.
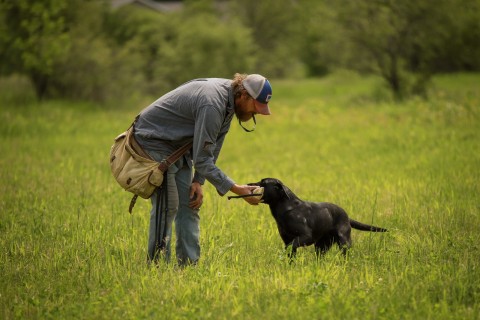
277, 183, 291, 199
282, 185, 291, 199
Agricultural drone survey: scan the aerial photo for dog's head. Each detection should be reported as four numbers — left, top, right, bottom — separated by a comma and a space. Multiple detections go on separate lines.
248, 178, 292, 204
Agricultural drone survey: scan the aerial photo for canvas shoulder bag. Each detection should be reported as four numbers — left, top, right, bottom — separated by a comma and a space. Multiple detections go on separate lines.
109, 120, 192, 212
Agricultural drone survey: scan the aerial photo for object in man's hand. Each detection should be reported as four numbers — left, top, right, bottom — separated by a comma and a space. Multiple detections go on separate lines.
251, 187, 264, 201
227, 187, 264, 200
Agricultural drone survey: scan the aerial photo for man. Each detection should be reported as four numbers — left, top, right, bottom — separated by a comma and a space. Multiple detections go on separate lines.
133, 73, 272, 266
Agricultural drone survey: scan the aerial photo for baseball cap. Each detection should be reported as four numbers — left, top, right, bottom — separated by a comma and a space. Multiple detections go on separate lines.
243, 74, 272, 115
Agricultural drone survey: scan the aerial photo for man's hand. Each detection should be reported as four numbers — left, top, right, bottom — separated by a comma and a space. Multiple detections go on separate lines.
189, 182, 204, 209
230, 184, 262, 205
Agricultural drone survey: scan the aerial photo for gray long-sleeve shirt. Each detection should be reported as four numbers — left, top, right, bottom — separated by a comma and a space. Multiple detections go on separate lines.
134, 78, 236, 195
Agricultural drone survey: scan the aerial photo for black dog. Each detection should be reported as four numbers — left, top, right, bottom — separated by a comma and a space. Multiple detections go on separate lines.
248, 178, 387, 258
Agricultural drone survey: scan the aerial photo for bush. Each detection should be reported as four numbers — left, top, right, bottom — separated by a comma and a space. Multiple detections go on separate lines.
155, 14, 255, 90
49, 33, 145, 102
105, 4, 256, 96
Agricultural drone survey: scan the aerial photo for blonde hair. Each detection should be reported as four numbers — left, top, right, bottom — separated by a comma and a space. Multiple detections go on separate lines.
232, 73, 249, 99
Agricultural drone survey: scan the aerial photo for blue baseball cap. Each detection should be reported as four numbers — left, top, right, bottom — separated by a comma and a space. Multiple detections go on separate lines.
243, 74, 272, 115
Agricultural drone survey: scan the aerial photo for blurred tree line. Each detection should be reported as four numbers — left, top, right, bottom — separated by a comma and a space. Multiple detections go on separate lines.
1, 0, 479, 102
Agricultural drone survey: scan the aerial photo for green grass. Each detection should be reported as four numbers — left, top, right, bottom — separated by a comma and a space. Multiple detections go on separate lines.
1, 73, 479, 319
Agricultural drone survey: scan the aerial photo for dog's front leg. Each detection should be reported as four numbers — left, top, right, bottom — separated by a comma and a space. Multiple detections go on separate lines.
287, 236, 313, 263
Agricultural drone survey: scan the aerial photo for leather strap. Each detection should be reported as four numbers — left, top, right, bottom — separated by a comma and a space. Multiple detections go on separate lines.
129, 194, 138, 214
158, 141, 193, 172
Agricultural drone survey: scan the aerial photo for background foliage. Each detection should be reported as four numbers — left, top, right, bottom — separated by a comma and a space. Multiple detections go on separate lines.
1, 1, 479, 318
1, 72, 479, 319
1, 0, 479, 101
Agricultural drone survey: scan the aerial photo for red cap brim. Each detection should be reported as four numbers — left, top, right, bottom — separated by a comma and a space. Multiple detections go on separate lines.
253, 100, 271, 115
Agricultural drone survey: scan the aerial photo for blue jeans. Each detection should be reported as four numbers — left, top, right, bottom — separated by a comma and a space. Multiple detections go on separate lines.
146, 151, 200, 266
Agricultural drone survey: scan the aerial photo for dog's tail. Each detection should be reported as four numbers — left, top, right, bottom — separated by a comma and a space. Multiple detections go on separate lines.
349, 219, 387, 232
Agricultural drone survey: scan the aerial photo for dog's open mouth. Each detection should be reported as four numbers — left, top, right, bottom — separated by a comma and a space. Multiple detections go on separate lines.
227, 187, 264, 201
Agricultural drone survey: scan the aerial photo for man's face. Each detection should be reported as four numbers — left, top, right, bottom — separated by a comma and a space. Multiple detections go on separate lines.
234, 91, 257, 122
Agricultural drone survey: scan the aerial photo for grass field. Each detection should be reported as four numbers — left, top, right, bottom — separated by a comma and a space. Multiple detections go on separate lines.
1, 72, 479, 319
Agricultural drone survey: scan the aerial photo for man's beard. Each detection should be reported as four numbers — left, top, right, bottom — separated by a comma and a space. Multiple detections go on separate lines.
235, 109, 254, 122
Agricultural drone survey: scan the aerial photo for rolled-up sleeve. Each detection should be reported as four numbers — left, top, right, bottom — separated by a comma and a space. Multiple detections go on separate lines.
191, 105, 235, 195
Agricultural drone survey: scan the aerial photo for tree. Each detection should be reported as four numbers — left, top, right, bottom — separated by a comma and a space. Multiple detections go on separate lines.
1, 0, 146, 102
332, 0, 427, 99
330, 0, 480, 99
426, 0, 480, 72
228, 0, 304, 77
49, 1, 147, 102
296, 0, 352, 77
0, 0, 70, 99
106, 0, 256, 93
157, 10, 255, 87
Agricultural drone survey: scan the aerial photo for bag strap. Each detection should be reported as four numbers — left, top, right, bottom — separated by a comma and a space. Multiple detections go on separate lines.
158, 141, 193, 172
